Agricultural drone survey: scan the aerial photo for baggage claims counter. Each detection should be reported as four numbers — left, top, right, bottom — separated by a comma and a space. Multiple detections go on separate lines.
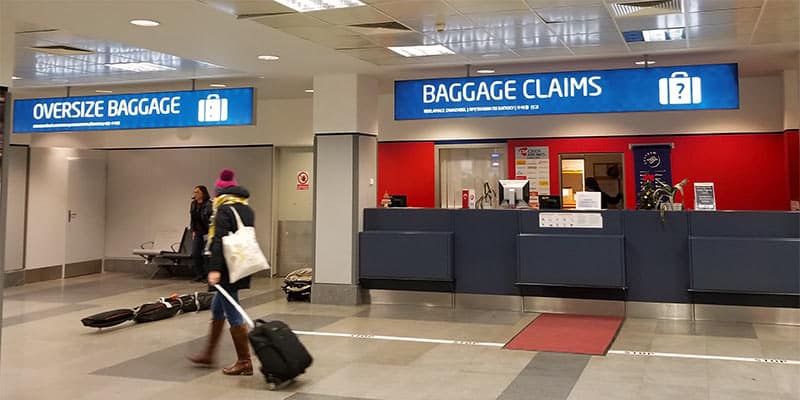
358, 208, 800, 320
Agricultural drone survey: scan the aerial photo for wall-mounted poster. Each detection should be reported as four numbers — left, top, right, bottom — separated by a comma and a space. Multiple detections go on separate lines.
514, 146, 550, 195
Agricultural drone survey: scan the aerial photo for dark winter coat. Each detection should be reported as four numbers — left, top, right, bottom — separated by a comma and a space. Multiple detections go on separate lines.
190, 199, 212, 235
208, 185, 254, 292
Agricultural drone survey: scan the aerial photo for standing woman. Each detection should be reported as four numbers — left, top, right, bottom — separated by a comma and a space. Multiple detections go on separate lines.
190, 185, 212, 282
189, 169, 254, 376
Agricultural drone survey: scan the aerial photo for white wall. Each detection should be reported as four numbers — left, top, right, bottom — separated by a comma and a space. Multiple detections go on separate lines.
784, 70, 799, 130
378, 76, 785, 141
10, 98, 313, 148
26, 147, 106, 269
3, 145, 26, 271
104, 146, 273, 260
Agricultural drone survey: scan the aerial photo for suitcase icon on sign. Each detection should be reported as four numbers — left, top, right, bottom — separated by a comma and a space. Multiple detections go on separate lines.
198, 94, 228, 122
658, 72, 702, 105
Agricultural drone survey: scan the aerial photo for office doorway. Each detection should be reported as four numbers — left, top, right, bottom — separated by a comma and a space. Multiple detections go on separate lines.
559, 153, 625, 209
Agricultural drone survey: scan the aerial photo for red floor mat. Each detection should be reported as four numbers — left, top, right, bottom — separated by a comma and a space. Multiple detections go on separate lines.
504, 313, 623, 355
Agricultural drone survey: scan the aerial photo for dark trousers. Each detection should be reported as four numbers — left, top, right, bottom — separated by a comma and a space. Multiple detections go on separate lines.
191, 233, 207, 278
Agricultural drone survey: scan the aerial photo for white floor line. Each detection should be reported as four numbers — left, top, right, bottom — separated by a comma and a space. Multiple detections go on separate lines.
292, 330, 800, 365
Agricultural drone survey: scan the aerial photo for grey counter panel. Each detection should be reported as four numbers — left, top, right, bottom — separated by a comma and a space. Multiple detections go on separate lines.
517, 234, 625, 288
690, 237, 800, 295
364, 208, 452, 232
359, 231, 453, 281
453, 210, 519, 295
690, 212, 800, 238
625, 211, 691, 303
519, 210, 623, 235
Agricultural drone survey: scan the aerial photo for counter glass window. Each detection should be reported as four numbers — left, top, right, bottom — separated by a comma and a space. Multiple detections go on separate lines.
560, 153, 624, 209
438, 145, 506, 208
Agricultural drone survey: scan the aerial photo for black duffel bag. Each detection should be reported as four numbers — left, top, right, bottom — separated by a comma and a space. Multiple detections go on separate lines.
249, 319, 313, 387
133, 300, 181, 323
81, 308, 135, 328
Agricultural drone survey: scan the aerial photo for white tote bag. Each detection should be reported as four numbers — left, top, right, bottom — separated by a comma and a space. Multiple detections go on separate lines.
222, 206, 270, 283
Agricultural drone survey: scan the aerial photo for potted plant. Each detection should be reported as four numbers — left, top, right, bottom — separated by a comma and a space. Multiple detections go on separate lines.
637, 175, 688, 222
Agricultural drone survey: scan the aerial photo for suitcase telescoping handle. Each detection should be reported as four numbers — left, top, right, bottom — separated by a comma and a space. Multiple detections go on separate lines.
213, 284, 255, 329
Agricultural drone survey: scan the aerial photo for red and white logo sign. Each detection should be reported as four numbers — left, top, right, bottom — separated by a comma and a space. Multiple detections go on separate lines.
518, 147, 528, 157
297, 171, 309, 190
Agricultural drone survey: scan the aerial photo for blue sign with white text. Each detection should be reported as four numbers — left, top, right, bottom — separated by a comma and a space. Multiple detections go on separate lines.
13, 88, 255, 133
395, 64, 739, 120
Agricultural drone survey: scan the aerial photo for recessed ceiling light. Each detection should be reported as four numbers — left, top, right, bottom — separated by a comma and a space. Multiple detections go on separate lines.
11, 76, 21, 80
476, 69, 495, 74
209, 83, 227, 88
95, 90, 113, 93
635, 60, 656, 65
130, 19, 160, 27
387, 44, 455, 57
273, 0, 365, 13
642, 28, 685, 42
258, 55, 280, 61
105, 62, 176, 72
304, 89, 314, 93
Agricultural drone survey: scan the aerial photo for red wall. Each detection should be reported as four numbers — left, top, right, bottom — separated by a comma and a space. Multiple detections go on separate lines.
377, 141, 435, 207
786, 130, 800, 206
508, 133, 790, 211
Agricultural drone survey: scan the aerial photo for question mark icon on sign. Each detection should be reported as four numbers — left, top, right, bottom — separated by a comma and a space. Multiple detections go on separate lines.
676, 83, 685, 95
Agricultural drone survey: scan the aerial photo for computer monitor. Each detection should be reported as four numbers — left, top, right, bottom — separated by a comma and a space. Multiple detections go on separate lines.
539, 195, 562, 209
498, 180, 530, 208
389, 194, 407, 207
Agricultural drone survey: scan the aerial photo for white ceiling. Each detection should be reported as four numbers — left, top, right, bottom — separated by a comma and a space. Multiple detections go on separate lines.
5, 0, 799, 98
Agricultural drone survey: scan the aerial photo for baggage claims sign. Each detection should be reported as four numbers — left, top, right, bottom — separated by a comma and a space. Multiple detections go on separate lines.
13, 87, 255, 133
394, 64, 738, 120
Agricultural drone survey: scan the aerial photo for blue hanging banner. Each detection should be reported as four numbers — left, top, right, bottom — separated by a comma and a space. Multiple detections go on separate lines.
12, 87, 255, 133
632, 144, 673, 196
395, 63, 739, 120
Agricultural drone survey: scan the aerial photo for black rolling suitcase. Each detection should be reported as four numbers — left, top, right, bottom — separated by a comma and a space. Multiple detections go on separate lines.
214, 285, 313, 390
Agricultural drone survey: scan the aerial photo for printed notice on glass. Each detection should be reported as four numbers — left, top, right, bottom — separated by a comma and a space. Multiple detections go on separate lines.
514, 146, 550, 196
694, 182, 716, 210
539, 212, 603, 229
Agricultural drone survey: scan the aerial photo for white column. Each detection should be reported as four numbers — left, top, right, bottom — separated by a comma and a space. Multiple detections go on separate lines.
312, 74, 378, 305
784, 69, 799, 131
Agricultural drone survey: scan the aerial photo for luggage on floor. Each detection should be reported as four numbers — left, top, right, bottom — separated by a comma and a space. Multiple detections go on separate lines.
133, 300, 181, 323
81, 308, 135, 328
281, 267, 312, 302
214, 284, 313, 390
177, 292, 215, 313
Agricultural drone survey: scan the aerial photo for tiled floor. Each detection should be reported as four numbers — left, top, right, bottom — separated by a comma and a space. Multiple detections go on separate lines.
2, 273, 799, 400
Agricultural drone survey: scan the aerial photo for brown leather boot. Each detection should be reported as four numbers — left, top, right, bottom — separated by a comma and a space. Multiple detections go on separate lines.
188, 319, 225, 366
223, 324, 253, 376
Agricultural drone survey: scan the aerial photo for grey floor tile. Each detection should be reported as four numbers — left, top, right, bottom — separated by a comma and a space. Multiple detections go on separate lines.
240, 289, 286, 308
636, 382, 710, 400
256, 313, 344, 331
3, 303, 97, 327
656, 320, 757, 338
4, 276, 172, 304
497, 352, 590, 400
287, 394, 380, 400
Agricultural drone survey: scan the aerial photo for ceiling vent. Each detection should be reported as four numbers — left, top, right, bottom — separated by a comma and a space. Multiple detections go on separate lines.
236, 12, 294, 19
347, 21, 411, 35
27, 45, 94, 56
608, 0, 683, 18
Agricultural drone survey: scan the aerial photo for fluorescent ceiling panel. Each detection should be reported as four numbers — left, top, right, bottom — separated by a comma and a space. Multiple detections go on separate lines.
105, 62, 176, 72
272, 0, 365, 13
642, 27, 685, 41
387, 44, 455, 57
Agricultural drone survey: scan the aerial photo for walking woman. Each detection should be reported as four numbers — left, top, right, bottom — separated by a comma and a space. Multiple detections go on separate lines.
190, 185, 212, 282
189, 169, 254, 375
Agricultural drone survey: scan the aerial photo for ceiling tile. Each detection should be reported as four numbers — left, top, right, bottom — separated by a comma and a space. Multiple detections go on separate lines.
569, 44, 629, 55
372, 0, 457, 19
364, 32, 428, 46
525, 0, 603, 7
447, 40, 511, 55
199, 0, 295, 16
759, 0, 800, 22
426, 28, 493, 44
338, 47, 401, 60
316, 35, 378, 49
513, 46, 574, 59
685, 23, 754, 41
533, 5, 610, 23
253, 14, 332, 29
505, 35, 563, 49
751, 23, 800, 45
307, 5, 392, 25
468, 11, 542, 28
685, 8, 762, 27
683, 0, 764, 13
281, 26, 357, 40
615, 14, 685, 31
561, 31, 623, 46
627, 41, 689, 52
545, 18, 619, 35
486, 24, 554, 42
372, 53, 468, 65
399, 15, 476, 32
446, 0, 531, 15
462, 48, 520, 60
